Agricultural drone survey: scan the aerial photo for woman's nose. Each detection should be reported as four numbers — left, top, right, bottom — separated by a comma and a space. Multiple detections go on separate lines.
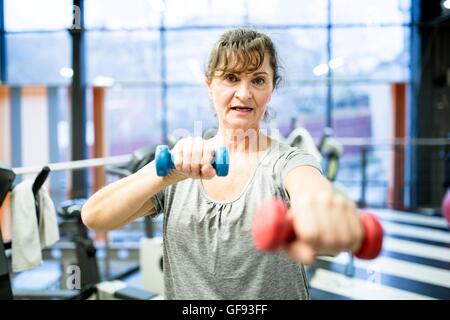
235, 82, 252, 100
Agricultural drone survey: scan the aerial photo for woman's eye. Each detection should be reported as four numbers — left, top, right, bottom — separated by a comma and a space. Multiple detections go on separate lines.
225, 74, 238, 82
253, 77, 266, 86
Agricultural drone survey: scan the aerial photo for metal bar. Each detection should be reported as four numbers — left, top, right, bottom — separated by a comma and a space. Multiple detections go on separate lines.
10, 138, 448, 175
406, 0, 422, 211
330, 137, 450, 147
12, 154, 131, 175
359, 145, 368, 208
4, 22, 415, 35
113, 265, 140, 281
326, 0, 333, 129
71, 0, 87, 199
160, 8, 168, 144
42, 243, 141, 266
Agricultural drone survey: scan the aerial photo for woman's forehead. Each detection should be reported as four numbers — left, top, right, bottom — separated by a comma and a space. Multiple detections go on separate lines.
215, 52, 273, 75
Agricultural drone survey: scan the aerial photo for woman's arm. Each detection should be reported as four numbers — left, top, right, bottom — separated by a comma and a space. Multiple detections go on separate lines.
284, 165, 332, 198
81, 161, 176, 232
283, 166, 364, 264
81, 136, 217, 232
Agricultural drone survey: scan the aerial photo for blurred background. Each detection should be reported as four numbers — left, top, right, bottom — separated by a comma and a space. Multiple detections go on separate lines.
0, 0, 449, 300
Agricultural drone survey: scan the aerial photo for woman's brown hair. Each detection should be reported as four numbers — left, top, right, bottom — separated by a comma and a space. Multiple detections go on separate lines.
205, 28, 282, 89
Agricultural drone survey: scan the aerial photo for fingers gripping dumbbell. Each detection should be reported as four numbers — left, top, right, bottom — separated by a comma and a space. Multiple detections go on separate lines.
155, 145, 229, 177
252, 197, 383, 260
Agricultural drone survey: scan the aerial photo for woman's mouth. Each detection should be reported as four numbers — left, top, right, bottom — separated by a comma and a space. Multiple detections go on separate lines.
230, 106, 254, 114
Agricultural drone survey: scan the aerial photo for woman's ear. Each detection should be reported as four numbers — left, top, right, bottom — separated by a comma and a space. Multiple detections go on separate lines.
204, 76, 212, 97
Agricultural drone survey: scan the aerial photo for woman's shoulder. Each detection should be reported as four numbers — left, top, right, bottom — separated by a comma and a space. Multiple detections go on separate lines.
265, 138, 322, 173
271, 138, 291, 150
266, 138, 299, 160
259, 138, 290, 170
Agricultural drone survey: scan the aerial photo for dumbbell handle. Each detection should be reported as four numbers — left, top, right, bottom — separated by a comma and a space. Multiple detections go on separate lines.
252, 198, 383, 260
155, 145, 229, 177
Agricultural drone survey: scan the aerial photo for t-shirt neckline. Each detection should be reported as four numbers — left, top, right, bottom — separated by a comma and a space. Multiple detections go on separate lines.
197, 140, 276, 205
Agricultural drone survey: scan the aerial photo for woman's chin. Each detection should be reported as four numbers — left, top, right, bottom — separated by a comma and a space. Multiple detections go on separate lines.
224, 120, 259, 132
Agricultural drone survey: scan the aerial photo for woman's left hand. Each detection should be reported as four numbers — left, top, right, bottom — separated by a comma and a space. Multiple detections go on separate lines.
284, 190, 364, 265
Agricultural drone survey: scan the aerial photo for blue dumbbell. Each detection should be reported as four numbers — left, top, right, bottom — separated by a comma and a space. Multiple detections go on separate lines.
155, 145, 229, 177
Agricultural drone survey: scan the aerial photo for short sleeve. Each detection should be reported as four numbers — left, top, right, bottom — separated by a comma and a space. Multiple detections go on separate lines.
280, 147, 323, 183
273, 147, 323, 202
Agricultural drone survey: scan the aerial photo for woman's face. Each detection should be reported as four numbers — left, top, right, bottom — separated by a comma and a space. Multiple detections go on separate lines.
205, 53, 274, 132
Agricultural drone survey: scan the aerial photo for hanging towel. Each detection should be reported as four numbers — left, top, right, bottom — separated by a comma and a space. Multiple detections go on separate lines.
10, 180, 59, 272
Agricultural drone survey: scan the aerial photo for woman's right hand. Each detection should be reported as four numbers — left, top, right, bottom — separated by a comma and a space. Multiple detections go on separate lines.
170, 136, 217, 181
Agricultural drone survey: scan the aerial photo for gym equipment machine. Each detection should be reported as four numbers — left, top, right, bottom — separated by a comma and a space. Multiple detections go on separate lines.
285, 127, 323, 164
0, 165, 15, 299
0, 165, 96, 299
318, 128, 343, 182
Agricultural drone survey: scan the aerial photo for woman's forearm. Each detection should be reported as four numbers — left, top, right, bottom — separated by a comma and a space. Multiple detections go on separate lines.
81, 160, 176, 231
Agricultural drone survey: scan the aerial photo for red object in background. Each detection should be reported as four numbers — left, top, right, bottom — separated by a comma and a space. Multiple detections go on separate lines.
252, 197, 384, 259
442, 189, 450, 226
390, 83, 407, 211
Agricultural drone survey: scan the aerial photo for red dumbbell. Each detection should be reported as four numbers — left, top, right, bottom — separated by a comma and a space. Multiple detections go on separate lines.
252, 197, 383, 259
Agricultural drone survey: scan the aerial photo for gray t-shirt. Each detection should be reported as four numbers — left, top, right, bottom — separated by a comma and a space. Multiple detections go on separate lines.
150, 139, 322, 300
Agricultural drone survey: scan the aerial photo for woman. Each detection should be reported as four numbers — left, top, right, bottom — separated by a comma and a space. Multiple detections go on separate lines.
81, 28, 363, 299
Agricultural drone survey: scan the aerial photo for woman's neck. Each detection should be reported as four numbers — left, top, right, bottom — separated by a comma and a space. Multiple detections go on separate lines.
214, 127, 271, 155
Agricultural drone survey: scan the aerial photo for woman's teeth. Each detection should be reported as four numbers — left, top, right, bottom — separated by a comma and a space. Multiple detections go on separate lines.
231, 107, 252, 111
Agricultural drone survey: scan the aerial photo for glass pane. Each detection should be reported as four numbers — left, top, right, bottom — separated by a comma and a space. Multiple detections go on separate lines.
332, 0, 411, 25
262, 28, 328, 83
102, 86, 163, 155
5, 0, 73, 31
55, 88, 72, 163
269, 84, 327, 139
332, 27, 410, 81
165, 0, 245, 27
167, 86, 216, 139
333, 84, 395, 206
166, 29, 225, 84
248, 0, 327, 25
50, 87, 72, 206
86, 31, 161, 84
7, 33, 71, 85
85, 0, 161, 29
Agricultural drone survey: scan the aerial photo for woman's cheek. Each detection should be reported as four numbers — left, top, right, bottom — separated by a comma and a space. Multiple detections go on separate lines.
258, 91, 273, 109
